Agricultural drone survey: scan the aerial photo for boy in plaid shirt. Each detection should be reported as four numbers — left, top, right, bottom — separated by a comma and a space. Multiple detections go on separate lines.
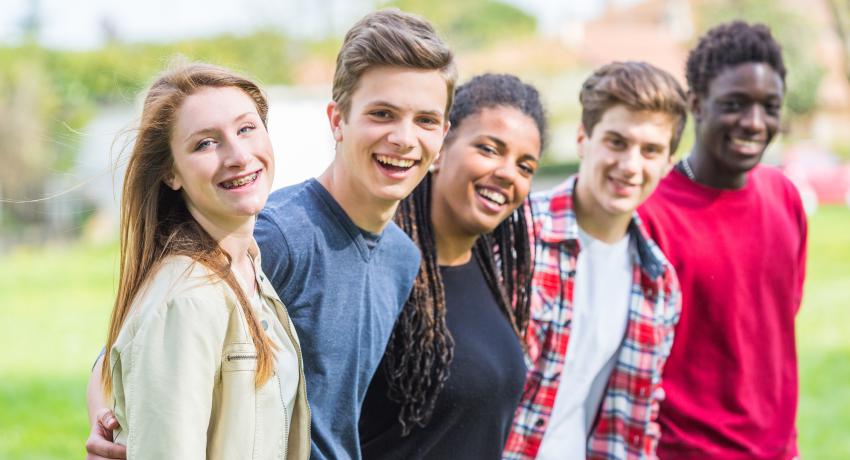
505, 61, 685, 460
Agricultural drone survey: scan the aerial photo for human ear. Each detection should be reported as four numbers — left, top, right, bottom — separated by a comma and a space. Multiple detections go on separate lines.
576, 124, 588, 159
164, 171, 182, 191
429, 150, 443, 174
688, 92, 702, 123
327, 101, 344, 142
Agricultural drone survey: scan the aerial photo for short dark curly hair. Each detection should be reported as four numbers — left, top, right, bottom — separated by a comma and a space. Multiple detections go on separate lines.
448, 73, 547, 152
686, 21, 786, 97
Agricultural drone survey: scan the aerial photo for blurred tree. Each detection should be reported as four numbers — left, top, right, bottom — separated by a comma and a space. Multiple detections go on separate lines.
0, 30, 295, 231
694, 0, 825, 118
0, 50, 56, 225
382, 0, 536, 49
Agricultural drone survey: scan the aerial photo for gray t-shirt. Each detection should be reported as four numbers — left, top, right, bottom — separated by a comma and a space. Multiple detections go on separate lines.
255, 178, 420, 460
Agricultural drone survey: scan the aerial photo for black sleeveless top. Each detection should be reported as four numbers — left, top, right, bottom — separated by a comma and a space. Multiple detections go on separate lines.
359, 258, 527, 459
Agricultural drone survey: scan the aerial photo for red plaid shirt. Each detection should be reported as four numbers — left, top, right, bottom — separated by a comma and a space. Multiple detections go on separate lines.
504, 177, 681, 460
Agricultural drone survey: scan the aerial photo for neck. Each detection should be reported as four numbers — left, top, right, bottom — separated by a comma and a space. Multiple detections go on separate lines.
430, 190, 476, 266
433, 227, 476, 266
318, 164, 397, 234
688, 145, 749, 190
574, 183, 631, 244
188, 207, 255, 292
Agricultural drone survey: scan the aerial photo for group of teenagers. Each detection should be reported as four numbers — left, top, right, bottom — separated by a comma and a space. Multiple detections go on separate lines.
82, 8, 807, 460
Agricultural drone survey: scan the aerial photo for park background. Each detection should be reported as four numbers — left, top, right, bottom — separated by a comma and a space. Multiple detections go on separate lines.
1, 0, 849, 458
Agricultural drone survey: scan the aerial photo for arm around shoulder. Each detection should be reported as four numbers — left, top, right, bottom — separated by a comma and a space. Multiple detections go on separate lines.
113, 294, 231, 460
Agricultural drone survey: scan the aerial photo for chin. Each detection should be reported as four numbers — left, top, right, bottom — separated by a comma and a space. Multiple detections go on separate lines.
233, 200, 268, 217
374, 182, 419, 203
603, 199, 639, 217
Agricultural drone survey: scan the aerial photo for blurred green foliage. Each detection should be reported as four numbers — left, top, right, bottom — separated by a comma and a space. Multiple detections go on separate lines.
695, 0, 825, 118
0, 30, 294, 228
384, 0, 535, 49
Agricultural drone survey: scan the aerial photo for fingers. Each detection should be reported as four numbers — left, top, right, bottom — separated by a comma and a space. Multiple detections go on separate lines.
85, 432, 127, 459
96, 408, 120, 431
85, 414, 126, 460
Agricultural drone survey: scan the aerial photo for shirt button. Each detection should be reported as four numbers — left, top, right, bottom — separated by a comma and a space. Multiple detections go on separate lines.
535, 418, 545, 427
632, 434, 641, 446
261, 320, 269, 331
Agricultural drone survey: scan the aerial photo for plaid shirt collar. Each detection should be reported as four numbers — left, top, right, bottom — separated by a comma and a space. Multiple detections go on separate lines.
534, 175, 665, 279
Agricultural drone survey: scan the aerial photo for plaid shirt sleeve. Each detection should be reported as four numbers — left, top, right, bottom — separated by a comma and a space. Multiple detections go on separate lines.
646, 264, 681, 456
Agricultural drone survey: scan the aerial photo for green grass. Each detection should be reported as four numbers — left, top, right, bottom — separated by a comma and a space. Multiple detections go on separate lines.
796, 206, 850, 459
1, 207, 848, 459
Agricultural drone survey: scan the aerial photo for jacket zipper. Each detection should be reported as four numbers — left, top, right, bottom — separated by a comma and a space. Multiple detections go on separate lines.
281, 373, 289, 460
271, 296, 311, 459
226, 353, 257, 361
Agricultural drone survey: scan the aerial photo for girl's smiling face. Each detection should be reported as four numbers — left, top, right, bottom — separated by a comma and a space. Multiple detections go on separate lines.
167, 86, 274, 231
431, 105, 541, 239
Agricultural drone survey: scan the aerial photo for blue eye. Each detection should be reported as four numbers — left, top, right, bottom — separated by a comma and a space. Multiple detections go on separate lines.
238, 124, 255, 135
195, 139, 215, 151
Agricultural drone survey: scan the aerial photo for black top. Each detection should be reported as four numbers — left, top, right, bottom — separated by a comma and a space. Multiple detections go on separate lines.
359, 258, 527, 459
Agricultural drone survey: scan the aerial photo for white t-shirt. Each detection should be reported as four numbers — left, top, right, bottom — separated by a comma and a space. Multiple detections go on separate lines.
536, 228, 633, 459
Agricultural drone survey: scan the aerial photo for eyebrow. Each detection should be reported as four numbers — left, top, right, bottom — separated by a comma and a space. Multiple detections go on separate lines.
602, 130, 626, 139
182, 111, 257, 143
718, 90, 782, 100
481, 135, 539, 162
481, 135, 507, 150
603, 130, 665, 150
367, 100, 444, 118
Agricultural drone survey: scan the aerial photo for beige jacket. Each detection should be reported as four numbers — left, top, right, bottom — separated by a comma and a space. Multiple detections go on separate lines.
109, 251, 310, 460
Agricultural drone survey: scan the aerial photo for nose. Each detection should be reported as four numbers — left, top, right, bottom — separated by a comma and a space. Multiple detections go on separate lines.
386, 120, 415, 152
618, 147, 641, 176
493, 160, 517, 184
223, 138, 251, 168
740, 103, 767, 133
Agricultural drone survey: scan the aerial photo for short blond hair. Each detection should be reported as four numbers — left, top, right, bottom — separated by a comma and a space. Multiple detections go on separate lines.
332, 9, 457, 119
580, 61, 687, 154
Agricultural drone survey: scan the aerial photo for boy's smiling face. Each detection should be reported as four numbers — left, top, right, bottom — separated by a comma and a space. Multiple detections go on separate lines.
328, 65, 449, 207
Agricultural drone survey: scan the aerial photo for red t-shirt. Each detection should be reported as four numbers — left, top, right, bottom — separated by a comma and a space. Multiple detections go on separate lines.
638, 165, 807, 460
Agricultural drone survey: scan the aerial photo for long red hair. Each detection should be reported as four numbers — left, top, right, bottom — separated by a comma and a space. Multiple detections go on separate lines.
102, 61, 276, 397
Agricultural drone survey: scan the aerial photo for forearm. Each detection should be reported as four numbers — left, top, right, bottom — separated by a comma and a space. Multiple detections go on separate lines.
87, 355, 108, 426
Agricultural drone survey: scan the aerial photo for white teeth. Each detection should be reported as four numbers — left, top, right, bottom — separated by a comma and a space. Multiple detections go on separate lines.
612, 178, 638, 187
478, 188, 506, 205
221, 172, 258, 189
731, 138, 763, 150
375, 154, 415, 168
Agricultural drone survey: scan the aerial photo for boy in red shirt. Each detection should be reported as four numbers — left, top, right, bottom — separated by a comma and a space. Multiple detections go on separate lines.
639, 21, 807, 460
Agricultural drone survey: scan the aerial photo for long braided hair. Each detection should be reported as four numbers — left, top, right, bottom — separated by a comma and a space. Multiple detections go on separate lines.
383, 73, 546, 435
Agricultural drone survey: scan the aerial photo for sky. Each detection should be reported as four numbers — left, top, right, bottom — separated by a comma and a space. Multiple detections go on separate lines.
0, 0, 637, 50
